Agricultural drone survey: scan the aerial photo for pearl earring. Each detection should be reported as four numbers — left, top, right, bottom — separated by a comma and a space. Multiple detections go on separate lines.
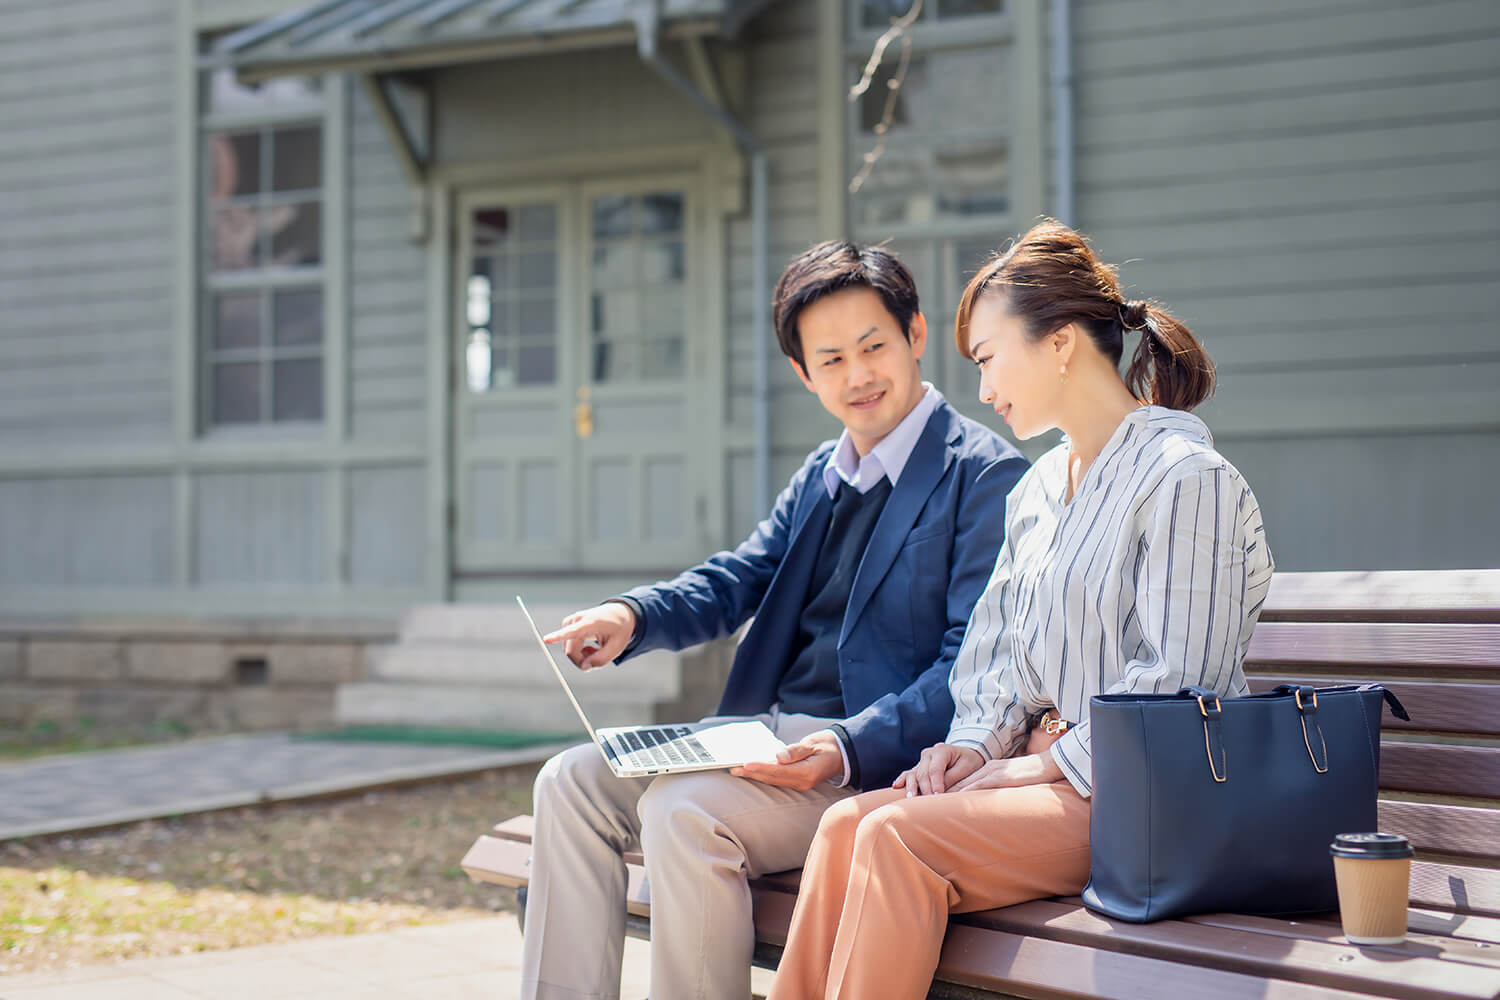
1059, 364, 1068, 383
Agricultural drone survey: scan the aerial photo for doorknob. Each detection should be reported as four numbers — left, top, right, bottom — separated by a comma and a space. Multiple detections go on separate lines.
574, 386, 594, 439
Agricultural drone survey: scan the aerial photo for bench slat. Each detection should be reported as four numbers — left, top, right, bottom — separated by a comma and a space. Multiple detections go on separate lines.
1182, 911, 1500, 972
1380, 800, 1500, 861
1263, 571, 1500, 623
959, 899, 1500, 1000
738, 885, 1385, 1000
1381, 743, 1500, 800
1248, 677, 1500, 738
932, 922, 1380, 1000
1245, 622, 1500, 673
1412, 862, 1500, 919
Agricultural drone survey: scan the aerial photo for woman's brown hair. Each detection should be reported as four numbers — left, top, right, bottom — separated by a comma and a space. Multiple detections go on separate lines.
954, 221, 1215, 411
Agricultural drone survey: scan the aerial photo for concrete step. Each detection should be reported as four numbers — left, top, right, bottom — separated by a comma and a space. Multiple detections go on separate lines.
398, 603, 579, 644
334, 681, 667, 731
365, 643, 681, 700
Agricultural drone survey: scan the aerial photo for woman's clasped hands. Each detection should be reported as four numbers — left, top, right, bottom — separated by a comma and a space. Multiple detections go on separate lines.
893, 740, 1065, 797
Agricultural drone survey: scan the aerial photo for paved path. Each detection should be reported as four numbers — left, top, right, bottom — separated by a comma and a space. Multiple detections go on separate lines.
0, 917, 670, 1000
0, 734, 571, 840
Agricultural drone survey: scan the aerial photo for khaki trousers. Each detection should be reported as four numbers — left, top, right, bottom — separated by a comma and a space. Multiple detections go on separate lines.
768, 737, 1090, 1000
520, 712, 854, 1000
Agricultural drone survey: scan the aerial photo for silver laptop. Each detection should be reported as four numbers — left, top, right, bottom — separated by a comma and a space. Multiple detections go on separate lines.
517, 596, 788, 777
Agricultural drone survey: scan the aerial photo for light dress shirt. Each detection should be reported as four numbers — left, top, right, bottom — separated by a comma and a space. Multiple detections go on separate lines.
822, 383, 942, 497
946, 405, 1274, 797
812, 382, 941, 784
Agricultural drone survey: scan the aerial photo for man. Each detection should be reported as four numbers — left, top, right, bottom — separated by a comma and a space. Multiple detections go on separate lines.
520, 240, 1028, 1000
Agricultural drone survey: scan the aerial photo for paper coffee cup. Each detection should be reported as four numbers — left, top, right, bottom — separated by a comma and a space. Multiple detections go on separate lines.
1330, 833, 1413, 945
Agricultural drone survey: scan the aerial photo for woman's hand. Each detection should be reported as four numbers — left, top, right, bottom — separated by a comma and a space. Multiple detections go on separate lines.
892, 743, 985, 797
950, 748, 1064, 792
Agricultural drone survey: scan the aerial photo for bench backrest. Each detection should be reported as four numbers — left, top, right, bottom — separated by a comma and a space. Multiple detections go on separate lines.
1243, 569, 1500, 866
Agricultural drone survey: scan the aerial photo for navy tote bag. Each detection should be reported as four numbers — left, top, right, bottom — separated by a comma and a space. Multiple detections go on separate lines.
1081, 683, 1408, 923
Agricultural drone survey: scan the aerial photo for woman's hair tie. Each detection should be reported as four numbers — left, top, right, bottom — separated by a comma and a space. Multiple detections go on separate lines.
1119, 299, 1152, 331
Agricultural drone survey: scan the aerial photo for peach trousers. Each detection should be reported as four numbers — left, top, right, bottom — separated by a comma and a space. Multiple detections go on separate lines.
768, 748, 1090, 999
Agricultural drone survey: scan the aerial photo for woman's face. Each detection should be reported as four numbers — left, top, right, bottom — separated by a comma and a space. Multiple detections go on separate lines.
966, 294, 1064, 440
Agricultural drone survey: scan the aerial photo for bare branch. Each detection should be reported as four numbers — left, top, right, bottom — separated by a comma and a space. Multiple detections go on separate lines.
849, 1, 922, 195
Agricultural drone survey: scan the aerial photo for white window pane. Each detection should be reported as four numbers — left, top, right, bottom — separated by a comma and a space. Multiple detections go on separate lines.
516, 203, 556, 242
212, 204, 263, 270
640, 241, 684, 283
640, 193, 683, 234
213, 362, 261, 424
591, 290, 639, 336
272, 359, 322, 421
268, 201, 321, 267
592, 242, 637, 290
209, 132, 260, 197
272, 126, 320, 192
206, 68, 320, 115
215, 292, 260, 349
517, 343, 556, 385
517, 297, 555, 336
472, 207, 512, 249
273, 288, 321, 347
641, 288, 683, 335
592, 196, 633, 238
517, 250, 556, 290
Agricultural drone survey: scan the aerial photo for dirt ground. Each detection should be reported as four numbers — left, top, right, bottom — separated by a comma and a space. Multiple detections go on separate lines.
0, 764, 540, 976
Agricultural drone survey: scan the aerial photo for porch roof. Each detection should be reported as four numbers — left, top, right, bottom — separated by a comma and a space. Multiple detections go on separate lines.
215, 0, 775, 82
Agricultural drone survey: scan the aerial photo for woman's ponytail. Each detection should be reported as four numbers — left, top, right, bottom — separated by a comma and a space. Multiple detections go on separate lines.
955, 222, 1218, 413
1121, 300, 1216, 411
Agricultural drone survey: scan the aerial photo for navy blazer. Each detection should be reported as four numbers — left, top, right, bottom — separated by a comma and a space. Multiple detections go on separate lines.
619, 398, 1028, 789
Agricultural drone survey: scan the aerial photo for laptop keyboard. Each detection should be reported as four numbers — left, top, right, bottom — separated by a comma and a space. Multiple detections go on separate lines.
621, 726, 714, 768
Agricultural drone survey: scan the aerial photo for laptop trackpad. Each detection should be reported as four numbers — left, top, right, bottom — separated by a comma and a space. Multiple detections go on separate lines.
694, 721, 787, 766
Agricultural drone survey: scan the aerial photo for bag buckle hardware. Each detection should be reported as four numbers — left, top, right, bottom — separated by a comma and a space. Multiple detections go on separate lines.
1293, 687, 1330, 774
1196, 695, 1227, 782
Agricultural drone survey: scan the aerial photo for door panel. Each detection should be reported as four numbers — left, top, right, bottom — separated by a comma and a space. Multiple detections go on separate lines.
452, 177, 707, 576
453, 187, 578, 573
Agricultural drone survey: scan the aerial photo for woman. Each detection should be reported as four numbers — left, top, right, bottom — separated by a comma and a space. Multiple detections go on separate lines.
767, 222, 1274, 1000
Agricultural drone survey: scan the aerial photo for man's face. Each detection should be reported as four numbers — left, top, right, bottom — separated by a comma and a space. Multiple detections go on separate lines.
792, 287, 928, 456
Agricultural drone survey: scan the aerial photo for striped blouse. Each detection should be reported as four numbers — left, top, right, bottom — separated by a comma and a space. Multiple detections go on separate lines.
946, 406, 1274, 797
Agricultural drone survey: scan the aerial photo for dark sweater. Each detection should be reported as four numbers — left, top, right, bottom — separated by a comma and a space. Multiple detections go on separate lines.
775, 478, 894, 717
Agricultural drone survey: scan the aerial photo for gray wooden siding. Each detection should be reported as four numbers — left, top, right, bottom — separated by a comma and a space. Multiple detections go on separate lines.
723, 1, 840, 541
348, 81, 428, 446
0, 475, 173, 587
0, 0, 176, 448
431, 46, 718, 166
195, 470, 327, 585
1064, 0, 1500, 569
348, 464, 426, 587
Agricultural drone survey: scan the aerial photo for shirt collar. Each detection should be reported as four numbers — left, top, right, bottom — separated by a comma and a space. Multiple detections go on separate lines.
822, 383, 941, 497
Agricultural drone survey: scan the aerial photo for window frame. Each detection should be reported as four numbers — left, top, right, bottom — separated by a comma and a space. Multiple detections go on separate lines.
195, 54, 333, 438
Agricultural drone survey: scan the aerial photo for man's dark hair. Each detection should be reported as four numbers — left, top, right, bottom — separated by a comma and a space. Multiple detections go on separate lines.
772, 241, 920, 374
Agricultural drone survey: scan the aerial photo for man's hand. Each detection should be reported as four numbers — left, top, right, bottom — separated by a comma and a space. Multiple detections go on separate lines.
543, 602, 637, 670
949, 748, 1064, 792
892, 742, 984, 797
731, 730, 844, 791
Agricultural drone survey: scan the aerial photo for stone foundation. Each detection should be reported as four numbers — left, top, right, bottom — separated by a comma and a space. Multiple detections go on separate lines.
0, 618, 395, 744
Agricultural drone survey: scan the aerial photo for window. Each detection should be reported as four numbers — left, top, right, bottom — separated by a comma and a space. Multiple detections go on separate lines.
589, 192, 686, 382
846, 0, 1011, 407
465, 203, 561, 391
199, 52, 326, 428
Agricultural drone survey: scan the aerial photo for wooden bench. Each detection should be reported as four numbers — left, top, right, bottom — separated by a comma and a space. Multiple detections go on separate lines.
463, 569, 1500, 999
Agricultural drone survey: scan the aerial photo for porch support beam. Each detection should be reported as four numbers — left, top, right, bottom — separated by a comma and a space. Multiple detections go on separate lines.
358, 72, 433, 243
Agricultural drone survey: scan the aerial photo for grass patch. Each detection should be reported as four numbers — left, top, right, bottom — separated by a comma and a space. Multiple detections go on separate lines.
0, 764, 540, 975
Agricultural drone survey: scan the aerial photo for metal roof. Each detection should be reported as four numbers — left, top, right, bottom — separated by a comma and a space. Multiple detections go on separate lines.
215, 0, 775, 81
